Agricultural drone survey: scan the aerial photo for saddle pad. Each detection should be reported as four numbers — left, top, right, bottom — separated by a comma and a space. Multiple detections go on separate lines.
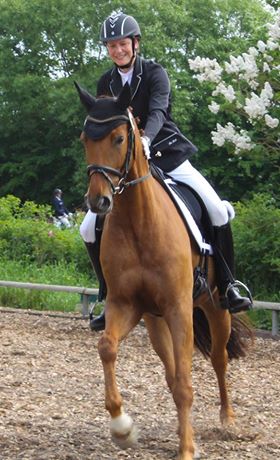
150, 164, 213, 255
164, 178, 213, 255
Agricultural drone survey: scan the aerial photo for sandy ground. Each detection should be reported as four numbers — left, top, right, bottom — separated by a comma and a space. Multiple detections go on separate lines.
0, 308, 279, 460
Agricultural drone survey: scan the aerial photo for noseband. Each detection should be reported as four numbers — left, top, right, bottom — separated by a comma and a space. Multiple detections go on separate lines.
85, 111, 151, 195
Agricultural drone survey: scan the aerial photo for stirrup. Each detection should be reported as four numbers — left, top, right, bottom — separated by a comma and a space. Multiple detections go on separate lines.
225, 280, 253, 303
222, 280, 253, 313
89, 298, 106, 321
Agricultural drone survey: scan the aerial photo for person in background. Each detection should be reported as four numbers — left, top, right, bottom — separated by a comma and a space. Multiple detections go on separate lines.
80, 11, 252, 332
52, 188, 72, 228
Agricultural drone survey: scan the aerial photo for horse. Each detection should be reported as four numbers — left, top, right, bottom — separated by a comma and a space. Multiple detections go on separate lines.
75, 81, 251, 460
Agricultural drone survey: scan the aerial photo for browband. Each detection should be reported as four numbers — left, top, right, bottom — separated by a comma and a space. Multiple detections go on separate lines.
85, 114, 130, 125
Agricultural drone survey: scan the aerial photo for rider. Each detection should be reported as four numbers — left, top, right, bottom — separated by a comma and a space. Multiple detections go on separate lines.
52, 188, 72, 228
80, 11, 252, 331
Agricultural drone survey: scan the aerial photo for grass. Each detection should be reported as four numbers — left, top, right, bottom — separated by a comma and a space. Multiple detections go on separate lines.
0, 258, 275, 331
0, 259, 97, 313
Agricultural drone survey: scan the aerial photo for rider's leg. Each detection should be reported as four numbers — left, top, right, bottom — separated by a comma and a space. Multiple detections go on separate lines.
80, 210, 107, 331
168, 160, 252, 312
213, 223, 252, 313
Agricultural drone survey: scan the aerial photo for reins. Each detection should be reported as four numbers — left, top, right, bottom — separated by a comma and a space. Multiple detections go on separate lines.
85, 112, 151, 195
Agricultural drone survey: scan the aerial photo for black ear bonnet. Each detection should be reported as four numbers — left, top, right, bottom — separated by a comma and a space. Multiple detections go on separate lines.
84, 98, 129, 141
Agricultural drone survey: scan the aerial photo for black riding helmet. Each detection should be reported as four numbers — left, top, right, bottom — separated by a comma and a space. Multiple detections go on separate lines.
100, 12, 141, 43
100, 12, 141, 69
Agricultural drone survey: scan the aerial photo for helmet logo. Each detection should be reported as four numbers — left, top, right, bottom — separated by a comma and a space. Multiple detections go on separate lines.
109, 12, 121, 24
109, 11, 122, 36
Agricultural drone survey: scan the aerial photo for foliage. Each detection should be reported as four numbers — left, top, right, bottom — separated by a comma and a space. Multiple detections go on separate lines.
0, 0, 274, 205
188, 8, 280, 202
0, 194, 279, 332
232, 193, 280, 300
0, 194, 96, 311
0, 259, 94, 312
0, 195, 90, 272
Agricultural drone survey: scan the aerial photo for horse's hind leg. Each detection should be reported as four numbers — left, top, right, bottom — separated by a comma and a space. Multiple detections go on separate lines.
98, 301, 141, 449
203, 306, 235, 426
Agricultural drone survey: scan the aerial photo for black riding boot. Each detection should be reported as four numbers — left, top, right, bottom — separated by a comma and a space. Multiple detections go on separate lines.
213, 224, 252, 313
84, 241, 106, 331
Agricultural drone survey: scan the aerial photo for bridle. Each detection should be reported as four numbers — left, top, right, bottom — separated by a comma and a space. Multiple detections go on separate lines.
85, 111, 151, 195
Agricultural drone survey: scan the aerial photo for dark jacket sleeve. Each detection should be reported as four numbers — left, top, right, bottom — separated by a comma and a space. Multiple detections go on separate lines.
96, 73, 111, 97
143, 63, 170, 142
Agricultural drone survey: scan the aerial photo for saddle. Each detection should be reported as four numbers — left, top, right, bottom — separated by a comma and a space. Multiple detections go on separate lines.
150, 164, 214, 299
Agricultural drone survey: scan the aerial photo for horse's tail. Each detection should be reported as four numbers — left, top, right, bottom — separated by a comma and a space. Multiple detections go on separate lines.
193, 307, 253, 360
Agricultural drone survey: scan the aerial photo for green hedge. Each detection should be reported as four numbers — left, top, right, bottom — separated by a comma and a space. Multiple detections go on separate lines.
232, 193, 280, 301
0, 194, 90, 272
0, 195, 95, 311
0, 194, 279, 324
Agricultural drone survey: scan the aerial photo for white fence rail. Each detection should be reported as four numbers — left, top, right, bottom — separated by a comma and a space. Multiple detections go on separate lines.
252, 300, 280, 336
0, 280, 279, 336
0, 280, 98, 318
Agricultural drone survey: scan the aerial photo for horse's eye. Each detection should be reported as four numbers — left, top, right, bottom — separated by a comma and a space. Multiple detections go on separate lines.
115, 135, 124, 146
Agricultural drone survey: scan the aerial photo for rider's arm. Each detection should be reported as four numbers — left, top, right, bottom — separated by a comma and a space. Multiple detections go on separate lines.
143, 63, 171, 143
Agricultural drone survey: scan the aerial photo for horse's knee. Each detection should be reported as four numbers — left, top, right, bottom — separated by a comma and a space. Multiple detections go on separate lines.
98, 335, 117, 363
173, 378, 193, 409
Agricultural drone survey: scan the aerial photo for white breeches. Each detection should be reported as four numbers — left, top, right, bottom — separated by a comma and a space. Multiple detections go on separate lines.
80, 209, 97, 243
168, 160, 232, 227
79, 159, 234, 243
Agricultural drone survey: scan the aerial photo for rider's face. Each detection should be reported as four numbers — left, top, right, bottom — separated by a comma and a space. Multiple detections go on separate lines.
106, 38, 138, 69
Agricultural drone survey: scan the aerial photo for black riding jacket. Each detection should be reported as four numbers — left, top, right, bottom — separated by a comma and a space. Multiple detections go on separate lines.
96, 55, 197, 172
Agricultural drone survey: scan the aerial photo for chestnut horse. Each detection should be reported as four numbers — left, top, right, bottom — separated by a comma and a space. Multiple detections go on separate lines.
75, 82, 251, 460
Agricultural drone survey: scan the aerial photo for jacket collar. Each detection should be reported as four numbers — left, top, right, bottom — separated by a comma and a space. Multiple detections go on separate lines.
109, 55, 143, 100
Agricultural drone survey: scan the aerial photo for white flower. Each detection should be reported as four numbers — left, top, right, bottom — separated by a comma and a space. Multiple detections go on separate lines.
266, 40, 279, 51
208, 101, 220, 114
248, 46, 259, 57
263, 62, 271, 72
211, 123, 253, 152
188, 57, 222, 83
264, 114, 279, 128
257, 40, 266, 52
244, 93, 268, 119
264, 53, 274, 62
212, 82, 236, 102
244, 83, 274, 120
211, 130, 225, 147
261, 82, 274, 101
267, 14, 280, 41
234, 130, 253, 151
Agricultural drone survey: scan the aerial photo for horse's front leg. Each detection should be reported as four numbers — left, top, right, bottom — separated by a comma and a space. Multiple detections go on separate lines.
166, 299, 195, 460
98, 300, 141, 449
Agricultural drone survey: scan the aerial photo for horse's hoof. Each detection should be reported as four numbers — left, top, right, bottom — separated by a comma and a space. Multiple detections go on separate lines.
177, 443, 200, 460
220, 409, 235, 427
110, 412, 138, 450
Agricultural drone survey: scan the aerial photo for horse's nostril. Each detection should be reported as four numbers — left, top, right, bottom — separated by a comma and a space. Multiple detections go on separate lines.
88, 194, 112, 214
99, 196, 111, 211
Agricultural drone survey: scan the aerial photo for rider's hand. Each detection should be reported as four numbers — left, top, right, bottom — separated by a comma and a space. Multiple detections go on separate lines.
141, 136, 151, 159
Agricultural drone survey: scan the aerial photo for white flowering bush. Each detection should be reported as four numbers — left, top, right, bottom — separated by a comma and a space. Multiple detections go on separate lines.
188, 9, 279, 157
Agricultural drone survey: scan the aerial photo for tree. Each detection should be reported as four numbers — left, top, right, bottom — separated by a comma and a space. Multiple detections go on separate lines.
0, 0, 273, 206
188, 8, 279, 202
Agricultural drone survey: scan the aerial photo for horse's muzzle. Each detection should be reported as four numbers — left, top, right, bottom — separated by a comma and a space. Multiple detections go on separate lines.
86, 194, 113, 215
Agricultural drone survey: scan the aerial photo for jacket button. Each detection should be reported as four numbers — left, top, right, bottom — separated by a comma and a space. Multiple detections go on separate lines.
155, 151, 162, 157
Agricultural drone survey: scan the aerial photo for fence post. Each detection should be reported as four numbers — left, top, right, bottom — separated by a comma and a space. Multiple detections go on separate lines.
81, 294, 89, 319
272, 310, 279, 336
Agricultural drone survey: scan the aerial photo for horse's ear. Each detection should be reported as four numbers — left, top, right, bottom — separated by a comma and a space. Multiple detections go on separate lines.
116, 82, 132, 111
74, 81, 96, 112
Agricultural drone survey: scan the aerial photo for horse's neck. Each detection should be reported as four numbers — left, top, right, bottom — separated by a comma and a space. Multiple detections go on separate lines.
113, 141, 159, 225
